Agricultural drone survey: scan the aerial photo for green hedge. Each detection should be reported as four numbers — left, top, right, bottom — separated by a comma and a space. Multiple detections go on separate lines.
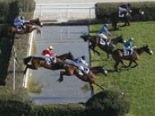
95, 2, 155, 22
0, 90, 130, 116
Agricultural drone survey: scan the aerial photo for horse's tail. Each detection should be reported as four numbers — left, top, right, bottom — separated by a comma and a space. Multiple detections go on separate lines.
23, 56, 33, 65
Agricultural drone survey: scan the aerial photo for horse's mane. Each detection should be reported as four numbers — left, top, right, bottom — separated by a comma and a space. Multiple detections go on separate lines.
56, 52, 74, 60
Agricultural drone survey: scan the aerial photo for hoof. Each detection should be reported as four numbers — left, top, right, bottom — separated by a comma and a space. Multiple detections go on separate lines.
57, 77, 63, 83
115, 69, 120, 72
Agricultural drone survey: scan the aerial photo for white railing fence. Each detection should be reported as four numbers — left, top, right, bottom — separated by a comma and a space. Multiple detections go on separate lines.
35, 3, 95, 23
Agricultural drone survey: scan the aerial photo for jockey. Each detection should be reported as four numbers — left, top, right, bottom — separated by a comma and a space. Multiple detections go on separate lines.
14, 16, 28, 31
123, 37, 135, 56
74, 55, 89, 76
119, 3, 131, 17
42, 46, 57, 64
98, 23, 111, 45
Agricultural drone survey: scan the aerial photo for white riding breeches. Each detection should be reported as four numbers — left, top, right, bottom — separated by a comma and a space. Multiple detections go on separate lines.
119, 7, 127, 12
98, 33, 108, 40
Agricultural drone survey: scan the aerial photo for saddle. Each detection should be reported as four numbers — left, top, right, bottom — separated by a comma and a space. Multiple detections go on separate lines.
42, 56, 56, 65
100, 39, 110, 46
123, 49, 133, 56
15, 25, 27, 32
65, 59, 89, 76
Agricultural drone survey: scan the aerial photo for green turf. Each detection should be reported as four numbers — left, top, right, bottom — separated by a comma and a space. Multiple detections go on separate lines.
89, 21, 155, 116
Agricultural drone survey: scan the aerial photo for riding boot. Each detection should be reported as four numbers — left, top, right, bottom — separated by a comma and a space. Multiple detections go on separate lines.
21, 24, 26, 31
82, 69, 88, 76
104, 39, 108, 46
128, 50, 131, 56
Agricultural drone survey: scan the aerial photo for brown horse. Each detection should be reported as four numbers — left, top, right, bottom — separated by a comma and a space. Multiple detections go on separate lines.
112, 45, 153, 72
57, 65, 108, 90
110, 8, 144, 30
81, 34, 124, 59
8, 18, 43, 36
23, 52, 75, 74
0, 18, 43, 45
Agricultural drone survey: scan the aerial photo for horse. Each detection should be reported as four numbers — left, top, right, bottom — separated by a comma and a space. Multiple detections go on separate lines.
0, 18, 43, 45
57, 65, 108, 90
80, 34, 124, 59
23, 52, 75, 74
112, 45, 153, 72
110, 10, 131, 30
90, 66, 108, 75
8, 18, 42, 36
110, 8, 144, 30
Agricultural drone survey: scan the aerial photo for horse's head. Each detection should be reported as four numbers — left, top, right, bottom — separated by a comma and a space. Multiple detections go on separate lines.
30, 18, 43, 27
80, 34, 91, 42
100, 66, 108, 76
90, 66, 108, 76
143, 45, 153, 55
131, 8, 145, 20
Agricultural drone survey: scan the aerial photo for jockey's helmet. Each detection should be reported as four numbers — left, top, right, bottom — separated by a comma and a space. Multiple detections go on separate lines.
81, 55, 86, 60
21, 16, 25, 20
104, 23, 109, 27
129, 38, 134, 41
49, 46, 53, 50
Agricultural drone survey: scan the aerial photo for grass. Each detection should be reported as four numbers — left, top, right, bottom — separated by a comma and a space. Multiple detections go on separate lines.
89, 21, 155, 116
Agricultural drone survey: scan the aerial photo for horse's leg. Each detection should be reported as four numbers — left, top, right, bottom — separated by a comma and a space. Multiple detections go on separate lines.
107, 53, 111, 60
58, 70, 73, 82
114, 61, 120, 72
23, 66, 28, 75
131, 61, 138, 68
90, 45, 100, 56
90, 80, 105, 91
23, 64, 38, 74
30, 27, 41, 34
90, 42, 101, 56
120, 60, 129, 68
58, 71, 65, 82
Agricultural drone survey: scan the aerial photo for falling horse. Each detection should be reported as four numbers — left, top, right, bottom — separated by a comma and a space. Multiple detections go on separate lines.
8, 18, 43, 35
57, 64, 108, 90
80, 34, 124, 59
0, 18, 43, 45
23, 52, 75, 74
112, 45, 153, 72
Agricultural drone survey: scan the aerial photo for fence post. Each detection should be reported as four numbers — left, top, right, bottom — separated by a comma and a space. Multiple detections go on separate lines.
13, 45, 17, 90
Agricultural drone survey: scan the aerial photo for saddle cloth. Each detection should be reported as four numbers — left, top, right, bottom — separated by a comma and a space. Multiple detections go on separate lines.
42, 56, 55, 64
16, 26, 23, 32
15, 25, 26, 32
123, 50, 133, 56
65, 59, 89, 75
100, 39, 110, 46
119, 11, 125, 17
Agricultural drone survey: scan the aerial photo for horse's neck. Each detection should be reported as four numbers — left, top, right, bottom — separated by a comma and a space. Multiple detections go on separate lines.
111, 39, 118, 45
57, 54, 73, 60
90, 67, 101, 73
29, 19, 39, 25
57, 55, 66, 60
135, 47, 145, 55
